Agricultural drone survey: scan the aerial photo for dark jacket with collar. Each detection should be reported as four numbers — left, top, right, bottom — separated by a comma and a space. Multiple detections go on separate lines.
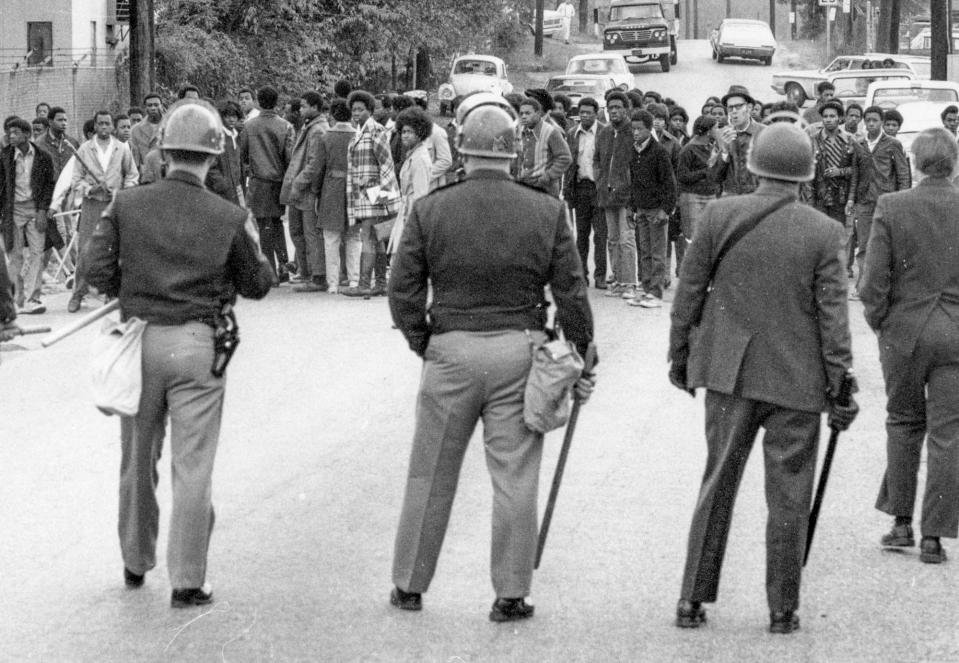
676, 140, 720, 197
849, 133, 911, 206
593, 118, 634, 208
811, 127, 856, 210
564, 119, 605, 199
861, 178, 959, 355
0, 142, 56, 249
709, 120, 765, 196
628, 138, 677, 211
82, 170, 273, 326
388, 169, 594, 359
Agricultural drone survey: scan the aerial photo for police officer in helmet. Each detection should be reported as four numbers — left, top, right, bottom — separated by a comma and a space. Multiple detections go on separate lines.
82, 100, 274, 608
388, 93, 596, 622
669, 118, 858, 634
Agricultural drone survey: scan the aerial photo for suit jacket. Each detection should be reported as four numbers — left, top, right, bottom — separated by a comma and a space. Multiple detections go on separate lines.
849, 133, 911, 206
563, 119, 605, 199
669, 181, 852, 412
860, 178, 959, 355
280, 115, 329, 210
71, 137, 139, 201
708, 120, 764, 196
0, 142, 56, 249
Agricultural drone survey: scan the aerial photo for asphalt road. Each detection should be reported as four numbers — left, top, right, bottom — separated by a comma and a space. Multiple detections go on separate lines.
3, 40, 959, 663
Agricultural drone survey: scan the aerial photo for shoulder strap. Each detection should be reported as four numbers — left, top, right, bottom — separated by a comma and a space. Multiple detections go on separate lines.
708, 195, 794, 283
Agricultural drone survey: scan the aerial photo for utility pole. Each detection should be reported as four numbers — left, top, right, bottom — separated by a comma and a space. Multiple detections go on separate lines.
932, 0, 949, 80
128, 0, 155, 106
726, 0, 732, 18
791, 0, 797, 39
579, 0, 588, 34
770, 0, 776, 36
534, 0, 545, 57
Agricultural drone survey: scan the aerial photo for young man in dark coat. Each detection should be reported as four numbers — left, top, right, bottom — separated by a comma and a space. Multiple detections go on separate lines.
0, 117, 56, 313
627, 109, 676, 309
564, 96, 606, 288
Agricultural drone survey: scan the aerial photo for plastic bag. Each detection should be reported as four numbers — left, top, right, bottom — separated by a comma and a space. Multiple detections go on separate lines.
523, 335, 584, 433
91, 316, 146, 417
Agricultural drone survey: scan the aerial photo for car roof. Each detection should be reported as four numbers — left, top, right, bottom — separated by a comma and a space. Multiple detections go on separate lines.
868, 79, 959, 90
569, 53, 625, 61
828, 69, 915, 79
549, 74, 615, 81
720, 19, 769, 25
454, 54, 502, 64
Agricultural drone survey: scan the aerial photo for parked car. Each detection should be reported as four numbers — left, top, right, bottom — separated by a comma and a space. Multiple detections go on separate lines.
771, 54, 924, 107
565, 53, 633, 91
528, 9, 564, 37
437, 55, 513, 116
545, 74, 622, 119
770, 68, 916, 108
710, 19, 776, 66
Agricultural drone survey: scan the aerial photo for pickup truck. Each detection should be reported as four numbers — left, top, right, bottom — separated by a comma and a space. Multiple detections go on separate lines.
602, 0, 678, 72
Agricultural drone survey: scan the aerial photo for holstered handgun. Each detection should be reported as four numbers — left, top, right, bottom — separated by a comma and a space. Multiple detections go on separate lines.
211, 303, 240, 378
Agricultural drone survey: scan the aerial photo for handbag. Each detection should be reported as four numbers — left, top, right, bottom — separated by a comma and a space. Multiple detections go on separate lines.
90, 316, 147, 417
523, 329, 584, 433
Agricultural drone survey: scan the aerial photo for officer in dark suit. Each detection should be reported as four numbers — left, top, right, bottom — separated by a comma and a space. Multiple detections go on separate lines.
861, 128, 959, 565
668, 120, 858, 634
388, 93, 596, 623
82, 100, 274, 608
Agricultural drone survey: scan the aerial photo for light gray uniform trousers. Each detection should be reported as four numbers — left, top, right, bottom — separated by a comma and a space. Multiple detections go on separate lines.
119, 322, 224, 588
392, 329, 545, 598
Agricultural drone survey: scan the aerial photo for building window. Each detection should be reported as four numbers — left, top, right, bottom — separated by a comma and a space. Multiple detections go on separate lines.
27, 22, 53, 66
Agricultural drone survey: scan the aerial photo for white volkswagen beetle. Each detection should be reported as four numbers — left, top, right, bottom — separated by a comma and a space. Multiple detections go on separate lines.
437, 55, 514, 116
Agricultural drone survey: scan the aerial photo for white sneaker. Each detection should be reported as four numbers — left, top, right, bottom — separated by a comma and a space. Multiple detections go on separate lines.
621, 286, 638, 300
638, 296, 663, 308
20, 299, 46, 315
604, 283, 622, 297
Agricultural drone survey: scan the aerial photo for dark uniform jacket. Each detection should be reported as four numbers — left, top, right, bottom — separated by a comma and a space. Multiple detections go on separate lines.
593, 119, 634, 208
0, 142, 56, 250
849, 133, 911, 206
669, 182, 852, 412
82, 171, 273, 326
389, 169, 594, 359
708, 120, 764, 196
861, 178, 959, 355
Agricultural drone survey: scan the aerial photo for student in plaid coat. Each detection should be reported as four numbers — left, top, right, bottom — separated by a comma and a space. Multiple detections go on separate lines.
343, 90, 400, 298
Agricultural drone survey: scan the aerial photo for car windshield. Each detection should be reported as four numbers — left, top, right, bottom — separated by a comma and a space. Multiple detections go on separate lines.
609, 4, 663, 20
722, 25, 772, 42
568, 58, 622, 75
547, 79, 606, 96
823, 57, 853, 72
873, 87, 959, 107
453, 60, 498, 76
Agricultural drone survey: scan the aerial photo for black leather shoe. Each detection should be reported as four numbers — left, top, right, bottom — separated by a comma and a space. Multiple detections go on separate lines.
881, 523, 915, 548
124, 568, 144, 588
390, 587, 422, 611
920, 537, 947, 564
675, 599, 706, 628
769, 610, 800, 634
171, 585, 213, 608
489, 597, 534, 623
67, 297, 82, 313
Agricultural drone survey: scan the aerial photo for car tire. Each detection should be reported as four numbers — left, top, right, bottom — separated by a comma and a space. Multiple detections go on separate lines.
711, 49, 717, 60
763, 56, 772, 66
785, 82, 806, 107
660, 54, 670, 72
717, 51, 725, 63
670, 37, 677, 65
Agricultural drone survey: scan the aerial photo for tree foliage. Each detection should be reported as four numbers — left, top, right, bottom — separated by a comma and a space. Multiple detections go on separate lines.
155, 0, 520, 98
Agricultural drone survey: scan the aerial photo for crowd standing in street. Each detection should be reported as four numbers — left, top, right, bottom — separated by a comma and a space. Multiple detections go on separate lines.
5, 55, 959, 644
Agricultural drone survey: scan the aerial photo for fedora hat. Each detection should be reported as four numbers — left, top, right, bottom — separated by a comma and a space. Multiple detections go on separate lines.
721, 85, 755, 107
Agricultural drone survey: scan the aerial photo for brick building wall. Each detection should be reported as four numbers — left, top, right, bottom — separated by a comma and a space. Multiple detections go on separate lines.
0, 65, 128, 127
